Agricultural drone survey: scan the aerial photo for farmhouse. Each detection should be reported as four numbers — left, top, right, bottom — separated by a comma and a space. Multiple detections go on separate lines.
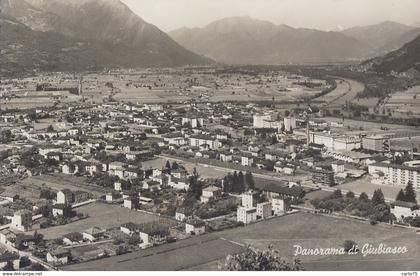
83, 227, 106, 242
47, 248, 71, 265
185, 219, 206, 235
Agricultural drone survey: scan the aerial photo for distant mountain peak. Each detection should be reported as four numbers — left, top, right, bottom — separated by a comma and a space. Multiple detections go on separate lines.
169, 16, 373, 65
1, 0, 211, 74
342, 21, 419, 53
364, 34, 420, 73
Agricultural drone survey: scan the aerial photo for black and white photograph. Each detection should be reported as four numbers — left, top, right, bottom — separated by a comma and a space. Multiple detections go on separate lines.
0, 0, 420, 274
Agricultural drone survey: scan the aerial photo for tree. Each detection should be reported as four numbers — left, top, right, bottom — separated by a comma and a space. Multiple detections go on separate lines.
2, 261, 14, 271
371, 189, 385, 206
29, 263, 46, 271
359, 192, 369, 201
343, 240, 357, 252
269, 135, 277, 145
47, 124, 54, 132
19, 256, 31, 268
232, 171, 240, 194
411, 216, 420, 227
116, 245, 129, 255
238, 171, 245, 194
346, 191, 355, 198
186, 174, 202, 201
219, 245, 303, 271
165, 160, 171, 170
245, 171, 255, 190
127, 235, 140, 245
332, 189, 343, 198
223, 174, 233, 193
396, 189, 406, 202
172, 161, 179, 170
0, 129, 12, 143
404, 181, 417, 203
33, 231, 44, 245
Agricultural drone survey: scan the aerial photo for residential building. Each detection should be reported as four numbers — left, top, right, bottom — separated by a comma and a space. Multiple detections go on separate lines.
47, 249, 71, 265
262, 184, 305, 201
257, 202, 272, 219
253, 114, 271, 128
241, 191, 258, 208
237, 206, 257, 224
83, 227, 106, 242
312, 169, 335, 186
185, 219, 206, 235
369, 162, 420, 191
175, 208, 193, 222
11, 210, 32, 232
308, 132, 361, 151
62, 232, 83, 245
200, 186, 222, 203
189, 134, 221, 150
390, 201, 420, 222
241, 155, 254, 167
57, 189, 74, 205
272, 197, 288, 216
362, 135, 390, 152
284, 117, 296, 132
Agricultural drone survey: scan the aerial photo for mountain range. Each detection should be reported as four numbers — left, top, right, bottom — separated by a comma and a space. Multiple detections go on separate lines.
1, 0, 419, 74
363, 33, 420, 74
0, 0, 210, 75
169, 17, 420, 65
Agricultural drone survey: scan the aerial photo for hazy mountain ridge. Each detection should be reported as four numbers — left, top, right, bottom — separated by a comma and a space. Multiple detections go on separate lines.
0, 0, 211, 74
169, 16, 375, 64
363, 34, 420, 73
342, 21, 420, 54
169, 17, 420, 65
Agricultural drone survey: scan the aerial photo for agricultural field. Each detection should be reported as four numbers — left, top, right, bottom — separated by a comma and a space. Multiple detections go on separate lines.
35, 202, 174, 240
110, 71, 327, 104
335, 176, 420, 201
323, 117, 420, 133
20, 174, 109, 198
385, 85, 420, 115
63, 212, 420, 271
0, 89, 83, 109
63, 233, 244, 271
390, 136, 420, 151
214, 212, 420, 271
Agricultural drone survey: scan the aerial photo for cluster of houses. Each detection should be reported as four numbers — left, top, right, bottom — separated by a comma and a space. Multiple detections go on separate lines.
2, 85, 420, 270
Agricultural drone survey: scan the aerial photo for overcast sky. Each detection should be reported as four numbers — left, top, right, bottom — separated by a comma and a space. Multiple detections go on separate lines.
121, 0, 420, 32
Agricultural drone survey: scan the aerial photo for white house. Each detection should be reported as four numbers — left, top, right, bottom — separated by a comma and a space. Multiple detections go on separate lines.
10, 210, 32, 232
185, 219, 206, 235
241, 156, 254, 167
47, 249, 71, 265
272, 197, 288, 216
390, 201, 420, 222
200, 186, 222, 203
83, 227, 106, 242
257, 202, 272, 219
237, 206, 257, 224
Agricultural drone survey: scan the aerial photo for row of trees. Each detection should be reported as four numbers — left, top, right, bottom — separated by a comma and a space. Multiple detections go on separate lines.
396, 181, 417, 203
165, 160, 180, 170
311, 189, 391, 224
223, 171, 255, 194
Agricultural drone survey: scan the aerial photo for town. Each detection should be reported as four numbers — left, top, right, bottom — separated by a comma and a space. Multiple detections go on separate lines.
0, 67, 420, 271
